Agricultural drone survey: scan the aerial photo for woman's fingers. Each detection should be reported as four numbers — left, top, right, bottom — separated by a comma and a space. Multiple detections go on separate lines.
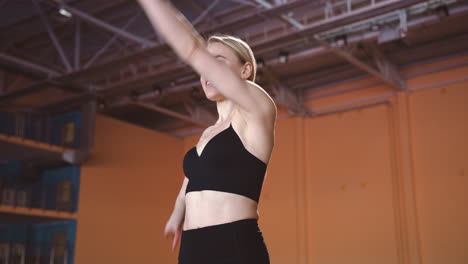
164, 228, 181, 251
172, 229, 182, 251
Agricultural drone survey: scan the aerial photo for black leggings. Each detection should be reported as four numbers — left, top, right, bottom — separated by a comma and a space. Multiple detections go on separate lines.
178, 218, 269, 264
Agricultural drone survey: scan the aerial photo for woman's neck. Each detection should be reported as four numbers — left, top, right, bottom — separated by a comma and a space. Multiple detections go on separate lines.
216, 99, 235, 124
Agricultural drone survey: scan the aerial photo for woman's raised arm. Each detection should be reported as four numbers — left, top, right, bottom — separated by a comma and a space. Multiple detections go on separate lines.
137, 0, 276, 119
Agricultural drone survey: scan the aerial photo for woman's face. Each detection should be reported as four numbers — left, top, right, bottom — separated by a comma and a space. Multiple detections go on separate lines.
200, 42, 244, 101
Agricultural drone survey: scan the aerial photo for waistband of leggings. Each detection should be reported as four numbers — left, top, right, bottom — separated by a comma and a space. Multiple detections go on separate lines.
182, 218, 258, 234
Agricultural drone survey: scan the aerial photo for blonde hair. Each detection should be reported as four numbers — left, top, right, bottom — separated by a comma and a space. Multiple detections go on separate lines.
207, 34, 257, 82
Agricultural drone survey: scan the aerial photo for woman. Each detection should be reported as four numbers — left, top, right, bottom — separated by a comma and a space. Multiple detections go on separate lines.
137, 1, 277, 263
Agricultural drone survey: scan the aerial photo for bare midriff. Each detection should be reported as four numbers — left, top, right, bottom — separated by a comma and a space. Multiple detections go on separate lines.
183, 190, 259, 231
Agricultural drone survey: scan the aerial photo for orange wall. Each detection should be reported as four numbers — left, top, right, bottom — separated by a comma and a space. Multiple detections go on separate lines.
75, 53, 468, 264
76, 115, 183, 264
304, 104, 399, 264
409, 76, 468, 264
184, 54, 468, 264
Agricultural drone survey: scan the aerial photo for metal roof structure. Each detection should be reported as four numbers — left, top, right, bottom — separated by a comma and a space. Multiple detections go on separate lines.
1, 0, 468, 137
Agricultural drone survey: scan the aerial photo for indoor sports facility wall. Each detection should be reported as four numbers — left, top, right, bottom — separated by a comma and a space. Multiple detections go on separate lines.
75, 52, 467, 264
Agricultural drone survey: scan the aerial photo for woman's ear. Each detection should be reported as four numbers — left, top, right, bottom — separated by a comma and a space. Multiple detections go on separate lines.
241, 62, 253, 80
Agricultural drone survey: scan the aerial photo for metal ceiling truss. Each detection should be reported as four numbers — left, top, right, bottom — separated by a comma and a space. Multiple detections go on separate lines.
1, 0, 133, 51
0, 52, 59, 78
88, 0, 440, 96
315, 0, 458, 40
0, 0, 466, 127
262, 67, 311, 116
137, 102, 210, 127
260, 0, 461, 92
314, 37, 406, 90
0, 1, 438, 96
83, 11, 144, 69
103, 87, 216, 128
254, 0, 402, 110
57, 2, 156, 47
32, 0, 73, 72
192, 0, 220, 27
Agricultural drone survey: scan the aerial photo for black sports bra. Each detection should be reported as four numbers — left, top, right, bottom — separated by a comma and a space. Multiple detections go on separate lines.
182, 123, 267, 202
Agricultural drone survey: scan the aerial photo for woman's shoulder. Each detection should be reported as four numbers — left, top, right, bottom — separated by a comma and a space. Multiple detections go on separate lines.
244, 81, 277, 120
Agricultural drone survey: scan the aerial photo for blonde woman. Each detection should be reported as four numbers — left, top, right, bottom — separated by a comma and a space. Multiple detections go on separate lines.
138, 1, 277, 263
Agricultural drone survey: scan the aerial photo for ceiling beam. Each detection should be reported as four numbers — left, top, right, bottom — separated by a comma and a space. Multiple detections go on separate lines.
192, 0, 220, 27
137, 102, 210, 127
58, 2, 157, 47
314, 38, 405, 90
226, 0, 259, 7
35, 0, 308, 82
4, 0, 465, 109
252, 0, 432, 53
0, 78, 88, 105
256, 0, 406, 90
83, 11, 143, 68
32, 0, 73, 72
262, 67, 312, 116
60, 0, 425, 82
254, 0, 305, 29
368, 42, 406, 90
0, 52, 60, 78
0, 0, 135, 52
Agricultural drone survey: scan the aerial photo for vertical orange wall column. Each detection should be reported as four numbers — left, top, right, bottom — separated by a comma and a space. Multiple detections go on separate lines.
304, 103, 400, 264
408, 75, 468, 264
75, 115, 184, 264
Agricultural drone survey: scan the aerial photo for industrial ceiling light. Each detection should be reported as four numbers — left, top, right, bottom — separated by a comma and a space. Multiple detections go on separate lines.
399, 29, 407, 38
58, 7, 72, 17
58, 0, 72, 18
334, 35, 348, 48
278, 51, 289, 64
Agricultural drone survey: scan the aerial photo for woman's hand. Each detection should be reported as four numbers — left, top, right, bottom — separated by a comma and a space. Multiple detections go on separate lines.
164, 177, 188, 251
164, 217, 183, 251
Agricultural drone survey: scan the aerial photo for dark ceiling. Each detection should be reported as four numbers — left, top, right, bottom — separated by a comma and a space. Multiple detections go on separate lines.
1, 0, 468, 137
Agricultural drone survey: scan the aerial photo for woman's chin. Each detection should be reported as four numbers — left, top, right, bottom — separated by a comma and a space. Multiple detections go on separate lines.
205, 92, 223, 101
207, 96, 220, 102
